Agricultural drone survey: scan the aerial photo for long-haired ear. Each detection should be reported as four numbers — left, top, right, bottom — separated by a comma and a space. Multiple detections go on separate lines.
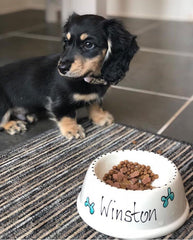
101, 19, 139, 85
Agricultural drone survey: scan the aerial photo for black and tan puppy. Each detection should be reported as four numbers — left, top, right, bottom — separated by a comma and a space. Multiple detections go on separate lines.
0, 13, 138, 139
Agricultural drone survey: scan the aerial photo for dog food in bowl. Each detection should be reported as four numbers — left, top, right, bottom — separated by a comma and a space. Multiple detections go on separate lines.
103, 160, 159, 190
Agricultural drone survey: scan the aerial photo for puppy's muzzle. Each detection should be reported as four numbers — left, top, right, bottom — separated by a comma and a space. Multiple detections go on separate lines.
58, 60, 72, 75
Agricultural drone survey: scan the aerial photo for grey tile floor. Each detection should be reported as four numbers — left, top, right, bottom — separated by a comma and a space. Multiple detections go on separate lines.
0, 10, 193, 151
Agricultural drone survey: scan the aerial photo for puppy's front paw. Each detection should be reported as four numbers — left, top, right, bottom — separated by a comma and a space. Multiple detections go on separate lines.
3, 120, 27, 135
57, 117, 85, 140
89, 104, 114, 126
96, 111, 114, 126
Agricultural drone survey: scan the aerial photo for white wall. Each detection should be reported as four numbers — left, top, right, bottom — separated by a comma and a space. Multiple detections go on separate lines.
27, 0, 45, 10
61, 0, 193, 21
0, 0, 27, 14
66, 0, 107, 18
60, 0, 193, 21
107, 0, 193, 21
0, 0, 46, 14
0, 0, 193, 21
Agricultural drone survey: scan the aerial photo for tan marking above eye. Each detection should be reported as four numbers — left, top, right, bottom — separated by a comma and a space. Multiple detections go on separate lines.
80, 33, 88, 41
66, 32, 71, 40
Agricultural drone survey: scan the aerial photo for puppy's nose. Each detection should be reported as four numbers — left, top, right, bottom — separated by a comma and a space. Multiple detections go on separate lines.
58, 60, 72, 74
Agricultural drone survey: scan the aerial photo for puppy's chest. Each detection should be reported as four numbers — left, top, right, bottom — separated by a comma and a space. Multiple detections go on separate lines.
70, 83, 108, 104
72, 92, 99, 103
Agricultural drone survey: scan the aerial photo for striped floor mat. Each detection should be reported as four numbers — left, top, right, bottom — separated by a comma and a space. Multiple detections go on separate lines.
0, 121, 192, 239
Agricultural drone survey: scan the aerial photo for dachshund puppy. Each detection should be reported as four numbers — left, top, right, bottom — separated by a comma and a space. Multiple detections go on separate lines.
0, 13, 138, 139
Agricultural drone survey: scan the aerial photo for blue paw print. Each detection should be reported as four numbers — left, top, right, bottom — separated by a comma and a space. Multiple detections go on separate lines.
161, 187, 174, 208
85, 197, 95, 214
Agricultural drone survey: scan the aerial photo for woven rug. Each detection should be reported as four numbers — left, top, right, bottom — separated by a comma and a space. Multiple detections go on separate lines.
0, 120, 192, 239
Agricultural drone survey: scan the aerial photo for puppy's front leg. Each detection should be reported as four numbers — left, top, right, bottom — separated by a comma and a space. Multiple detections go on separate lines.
89, 103, 114, 126
51, 96, 85, 139
57, 116, 85, 140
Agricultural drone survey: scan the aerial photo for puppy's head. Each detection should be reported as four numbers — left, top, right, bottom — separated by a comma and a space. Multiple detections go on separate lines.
58, 13, 139, 85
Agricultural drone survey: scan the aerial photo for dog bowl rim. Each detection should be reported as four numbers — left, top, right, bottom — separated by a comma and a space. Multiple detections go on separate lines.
91, 149, 178, 191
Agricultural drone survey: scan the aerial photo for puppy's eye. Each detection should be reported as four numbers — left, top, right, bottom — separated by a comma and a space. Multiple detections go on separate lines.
83, 41, 95, 50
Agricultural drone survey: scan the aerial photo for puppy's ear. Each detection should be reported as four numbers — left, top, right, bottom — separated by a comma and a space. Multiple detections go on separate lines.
63, 12, 79, 31
101, 19, 139, 85
68, 12, 79, 21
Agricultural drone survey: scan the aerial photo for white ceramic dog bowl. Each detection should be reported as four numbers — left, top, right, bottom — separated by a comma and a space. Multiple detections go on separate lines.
77, 150, 189, 239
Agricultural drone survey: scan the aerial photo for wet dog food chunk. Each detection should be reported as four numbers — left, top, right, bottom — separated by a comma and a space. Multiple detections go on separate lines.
103, 160, 159, 190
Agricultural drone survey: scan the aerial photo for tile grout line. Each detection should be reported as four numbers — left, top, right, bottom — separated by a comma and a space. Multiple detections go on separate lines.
2, 31, 193, 60
140, 47, 193, 58
0, 23, 46, 40
9, 31, 62, 42
157, 95, 193, 134
134, 22, 161, 36
13, 23, 47, 33
112, 85, 189, 101
0, 21, 193, 59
